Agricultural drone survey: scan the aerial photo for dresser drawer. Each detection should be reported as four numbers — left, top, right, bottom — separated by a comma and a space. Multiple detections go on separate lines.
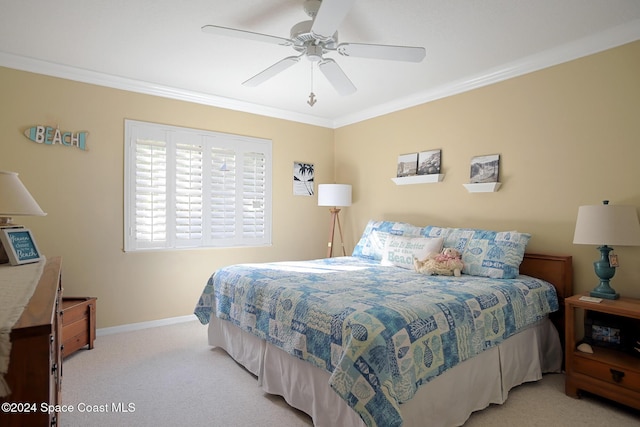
573, 355, 640, 393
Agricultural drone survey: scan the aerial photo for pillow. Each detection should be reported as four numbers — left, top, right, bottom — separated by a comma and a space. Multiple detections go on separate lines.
443, 228, 531, 279
379, 233, 444, 269
420, 225, 450, 239
352, 220, 423, 261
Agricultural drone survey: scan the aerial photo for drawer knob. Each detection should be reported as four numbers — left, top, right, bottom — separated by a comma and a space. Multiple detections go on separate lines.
610, 368, 625, 383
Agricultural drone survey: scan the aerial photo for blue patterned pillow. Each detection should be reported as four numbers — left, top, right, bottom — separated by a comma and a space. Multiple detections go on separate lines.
352, 220, 423, 260
442, 228, 531, 279
420, 225, 450, 239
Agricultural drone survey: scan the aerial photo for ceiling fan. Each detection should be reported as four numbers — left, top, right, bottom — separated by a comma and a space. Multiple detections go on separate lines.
202, 0, 426, 105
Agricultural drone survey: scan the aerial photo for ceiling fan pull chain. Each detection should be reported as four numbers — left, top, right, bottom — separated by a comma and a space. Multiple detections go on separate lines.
307, 63, 317, 106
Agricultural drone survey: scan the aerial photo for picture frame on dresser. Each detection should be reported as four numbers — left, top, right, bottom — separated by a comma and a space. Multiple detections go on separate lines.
0, 228, 42, 265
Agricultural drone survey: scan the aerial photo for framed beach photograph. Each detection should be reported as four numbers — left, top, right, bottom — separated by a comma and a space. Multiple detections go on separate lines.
470, 154, 500, 183
293, 162, 315, 196
396, 153, 418, 177
417, 149, 441, 175
584, 310, 632, 351
0, 227, 42, 265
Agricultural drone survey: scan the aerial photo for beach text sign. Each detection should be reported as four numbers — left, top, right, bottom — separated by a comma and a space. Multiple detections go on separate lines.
24, 125, 88, 151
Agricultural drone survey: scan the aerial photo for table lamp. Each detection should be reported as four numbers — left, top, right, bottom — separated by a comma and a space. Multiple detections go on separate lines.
318, 184, 351, 257
0, 171, 46, 264
573, 200, 640, 299
0, 171, 46, 226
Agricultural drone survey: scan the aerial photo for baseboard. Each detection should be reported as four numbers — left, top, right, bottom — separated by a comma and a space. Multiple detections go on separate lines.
96, 314, 198, 336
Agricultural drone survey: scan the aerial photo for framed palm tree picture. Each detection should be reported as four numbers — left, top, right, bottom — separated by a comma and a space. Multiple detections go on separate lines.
293, 162, 315, 196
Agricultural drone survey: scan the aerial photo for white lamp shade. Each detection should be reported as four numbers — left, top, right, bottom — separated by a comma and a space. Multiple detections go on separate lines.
0, 171, 46, 217
318, 184, 352, 207
573, 203, 640, 246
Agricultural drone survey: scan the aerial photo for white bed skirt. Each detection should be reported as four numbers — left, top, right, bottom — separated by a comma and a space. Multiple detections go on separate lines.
208, 317, 562, 427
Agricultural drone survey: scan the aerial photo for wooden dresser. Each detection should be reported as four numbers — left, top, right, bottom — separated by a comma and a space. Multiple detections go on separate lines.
0, 257, 63, 427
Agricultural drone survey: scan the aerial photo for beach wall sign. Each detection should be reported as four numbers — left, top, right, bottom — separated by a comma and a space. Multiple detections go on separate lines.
24, 125, 88, 151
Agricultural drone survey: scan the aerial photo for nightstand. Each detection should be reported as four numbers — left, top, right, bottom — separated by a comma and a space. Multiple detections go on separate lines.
565, 294, 640, 410
61, 297, 97, 358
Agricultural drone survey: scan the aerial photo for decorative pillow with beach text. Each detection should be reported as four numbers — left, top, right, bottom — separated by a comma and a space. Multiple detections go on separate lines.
380, 233, 444, 269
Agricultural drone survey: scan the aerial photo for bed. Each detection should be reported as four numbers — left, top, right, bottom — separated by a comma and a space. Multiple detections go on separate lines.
194, 221, 573, 427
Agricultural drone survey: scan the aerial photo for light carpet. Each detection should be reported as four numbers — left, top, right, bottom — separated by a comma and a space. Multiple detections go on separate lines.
61, 319, 640, 427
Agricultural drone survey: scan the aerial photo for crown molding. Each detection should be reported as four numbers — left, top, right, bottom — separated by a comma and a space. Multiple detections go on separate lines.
0, 52, 334, 128
2, 19, 638, 130
333, 19, 640, 128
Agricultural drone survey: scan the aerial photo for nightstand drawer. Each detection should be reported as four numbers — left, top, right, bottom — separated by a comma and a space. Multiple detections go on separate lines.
573, 355, 640, 393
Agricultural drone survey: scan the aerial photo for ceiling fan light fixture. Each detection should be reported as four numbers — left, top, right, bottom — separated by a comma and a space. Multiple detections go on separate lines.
306, 44, 323, 62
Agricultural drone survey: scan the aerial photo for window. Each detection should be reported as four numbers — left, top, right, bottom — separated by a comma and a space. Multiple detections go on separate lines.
124, 120, 272, 251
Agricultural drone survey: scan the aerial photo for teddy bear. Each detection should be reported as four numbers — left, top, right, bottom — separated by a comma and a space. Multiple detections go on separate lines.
414, 247, 464, 277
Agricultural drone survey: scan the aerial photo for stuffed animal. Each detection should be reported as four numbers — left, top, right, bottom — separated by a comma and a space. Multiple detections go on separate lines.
414, 248, 464, 277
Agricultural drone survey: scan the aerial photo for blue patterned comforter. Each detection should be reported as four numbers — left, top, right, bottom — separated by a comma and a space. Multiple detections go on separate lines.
194, 256, 558, 427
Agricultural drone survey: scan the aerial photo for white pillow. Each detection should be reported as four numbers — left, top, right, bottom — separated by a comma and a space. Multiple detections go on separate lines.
379, 233, 444, 269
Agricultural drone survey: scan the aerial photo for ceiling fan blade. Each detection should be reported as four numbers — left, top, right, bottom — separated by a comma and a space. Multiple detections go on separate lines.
318, 59, 356, 96
311, 0, 356, 40
202, 25, 292, 46
242, 56, 301, 87
337, 43, 426, 62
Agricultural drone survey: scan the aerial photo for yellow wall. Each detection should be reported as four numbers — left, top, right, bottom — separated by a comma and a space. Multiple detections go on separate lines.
2, 40, 639, 328
335, 40, 640, 299
0, 68, 334, 328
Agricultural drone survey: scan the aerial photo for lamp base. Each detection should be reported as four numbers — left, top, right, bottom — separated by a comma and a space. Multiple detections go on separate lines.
590, 245, 619, 300
326, 208, 346, 258
590, 288, 619, 300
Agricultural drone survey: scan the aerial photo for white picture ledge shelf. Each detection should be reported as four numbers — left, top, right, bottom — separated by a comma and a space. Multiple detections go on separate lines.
463, 182, 502, 192
392, 174, 445, 185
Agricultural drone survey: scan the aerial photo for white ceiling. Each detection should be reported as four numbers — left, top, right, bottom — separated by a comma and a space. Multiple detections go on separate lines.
1, 1, 639, 128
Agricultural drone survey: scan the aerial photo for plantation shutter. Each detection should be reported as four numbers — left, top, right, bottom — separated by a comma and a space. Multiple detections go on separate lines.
242, 151, 267, 239
175, 141, 203, 245
125, 120, 271, 251
133, 139, 167, 248
210, 147, 237, 241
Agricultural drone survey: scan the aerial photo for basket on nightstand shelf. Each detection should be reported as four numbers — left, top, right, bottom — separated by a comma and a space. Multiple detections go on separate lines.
61, 297, 97, 358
